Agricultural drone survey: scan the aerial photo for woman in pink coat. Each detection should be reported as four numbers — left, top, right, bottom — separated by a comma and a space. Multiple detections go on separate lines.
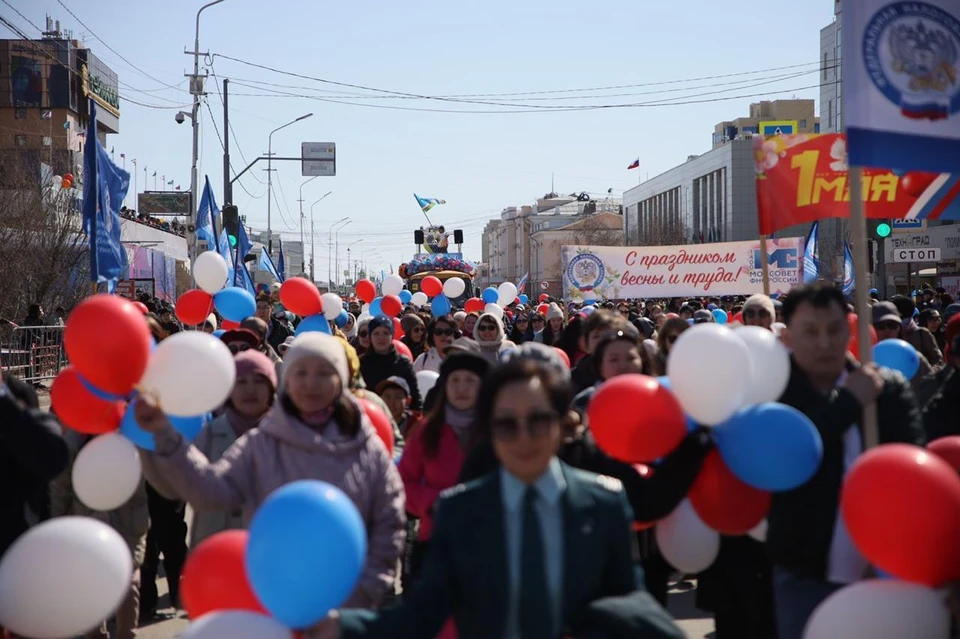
137, 332, 405, 609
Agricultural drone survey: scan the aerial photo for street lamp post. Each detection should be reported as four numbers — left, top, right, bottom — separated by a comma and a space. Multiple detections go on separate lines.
309, 191, 332, 283
346, 239, 363, 287
267, 112, 313, 255
334, 221, 353, 290
299, 175, 319, 274
328, 217, 349, 291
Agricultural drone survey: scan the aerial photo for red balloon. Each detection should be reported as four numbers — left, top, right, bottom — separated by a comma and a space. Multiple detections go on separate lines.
381, 294, 402, 318
846, 313, 878, 361
689, 450, 771, 535
552, 347, 571, 369
221, 319, 240, 330
279, 278, 322, 317
133, 301, 149, 314
539, 294, 549, 303
392, 317, 404, 339
355, 279, 376, 304
537, 303, 549, 316
421, 276, 442, 298
841, 443, 960, 586
464, 297, 484, 313
929, 437, 960, 473
175, 289, 214, 325
901, 171, 938, 197
50, 367, 126, 434
180, 530, 267, 619
63, 172, 74, 183
360, 397, 394, 455
64, 295, 152, 395
588, 374, 687, 464
393, 339, 413, 361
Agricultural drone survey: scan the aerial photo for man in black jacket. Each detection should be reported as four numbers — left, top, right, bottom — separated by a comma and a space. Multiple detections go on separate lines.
770, 284, 925, 639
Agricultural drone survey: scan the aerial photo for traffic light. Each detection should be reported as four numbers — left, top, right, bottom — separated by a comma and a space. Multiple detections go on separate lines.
875, 222, 892, 238
221, 204, 239, 247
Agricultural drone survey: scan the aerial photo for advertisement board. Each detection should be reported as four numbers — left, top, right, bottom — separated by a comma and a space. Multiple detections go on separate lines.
561, 238, 804, 299
137, 191, 191, 216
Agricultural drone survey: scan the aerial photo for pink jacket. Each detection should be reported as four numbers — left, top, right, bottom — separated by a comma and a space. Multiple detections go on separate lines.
142, 398, 405, 609
397, 422, 465, 541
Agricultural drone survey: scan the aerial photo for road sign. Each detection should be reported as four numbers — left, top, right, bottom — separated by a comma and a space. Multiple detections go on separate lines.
891, 247, 942, 263
892, 219, 923, 230
302, 142, 336, 177
540, 281, 549, 290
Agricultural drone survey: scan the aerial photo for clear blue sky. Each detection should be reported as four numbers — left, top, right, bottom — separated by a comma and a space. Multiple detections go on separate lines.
11, 0, 836, 280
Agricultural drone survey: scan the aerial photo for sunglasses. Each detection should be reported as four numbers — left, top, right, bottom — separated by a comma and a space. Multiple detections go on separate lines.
491, 411, 558, 441
876, 321, 901, 332
478, 324, 497, 331
228, 343, 252, 354
434, 328, 454, 337
743, 308, 770, 319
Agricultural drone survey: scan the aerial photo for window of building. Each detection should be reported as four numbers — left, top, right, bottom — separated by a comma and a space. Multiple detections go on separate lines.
823, 51, 830, 79
15, 108, 27, 120
827, 100, 833, 129
15, 135, 27, 147
799, 119, 807, 128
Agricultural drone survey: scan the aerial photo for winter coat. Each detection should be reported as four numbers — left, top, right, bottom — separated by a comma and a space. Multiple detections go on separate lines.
398, 422, 465, 540
360, 347, 421, 410
141, 397, 406, 608
189, 414, 248, 546
472, 313, 516, 366
49, 430, 149, 568
924, 367, 960, 441
413, 348, 444, 374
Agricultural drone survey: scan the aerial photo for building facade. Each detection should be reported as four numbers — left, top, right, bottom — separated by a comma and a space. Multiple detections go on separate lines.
712, 100, 820, 149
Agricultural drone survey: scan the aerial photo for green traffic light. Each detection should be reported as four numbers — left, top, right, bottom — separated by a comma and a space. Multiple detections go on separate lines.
228, 235, 237, 247
876, 223, 892, 238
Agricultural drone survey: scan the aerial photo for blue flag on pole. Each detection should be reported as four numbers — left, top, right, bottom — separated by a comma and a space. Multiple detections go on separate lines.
196, 177, 218, 250
803, 221, 820, 284
842, 241, 856, 299
233, 222, 256, 294
258, 248, 283, 283
278, 237, 286, 281
82, 98, 130, 292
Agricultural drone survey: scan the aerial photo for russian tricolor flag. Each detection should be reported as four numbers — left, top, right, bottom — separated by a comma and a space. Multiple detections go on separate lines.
627, 158, 640, 170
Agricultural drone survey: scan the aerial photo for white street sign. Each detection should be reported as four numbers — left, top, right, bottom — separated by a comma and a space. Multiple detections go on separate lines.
540, 281, 549, 290
302, 142, 336, 177
890, 247, 942, 263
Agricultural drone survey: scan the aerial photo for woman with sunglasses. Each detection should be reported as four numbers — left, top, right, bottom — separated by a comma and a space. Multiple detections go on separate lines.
328, 360, 682, 639
507, 314, 531, 344
413, 317, 460, 374
360, 317, 421, 410
351, 316, 373, 357
653, 317, 689, 376
472, 312, 516, 365
400, 314, 427, 361
529, 312, 547, 341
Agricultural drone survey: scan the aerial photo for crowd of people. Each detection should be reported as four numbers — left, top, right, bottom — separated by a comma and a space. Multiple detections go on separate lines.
119, 207, 186, 237
1, 280, 959, 639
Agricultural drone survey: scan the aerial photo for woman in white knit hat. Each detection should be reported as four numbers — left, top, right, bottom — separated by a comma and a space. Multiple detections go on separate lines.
136, 332, 405, 609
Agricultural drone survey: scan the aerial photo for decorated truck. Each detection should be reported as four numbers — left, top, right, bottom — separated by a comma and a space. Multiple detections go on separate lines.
400, 253, 476, 307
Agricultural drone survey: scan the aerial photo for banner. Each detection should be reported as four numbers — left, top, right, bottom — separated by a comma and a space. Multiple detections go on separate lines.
561, 238, 804, 300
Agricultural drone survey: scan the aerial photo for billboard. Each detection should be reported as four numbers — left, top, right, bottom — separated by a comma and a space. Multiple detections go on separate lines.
138, 191, 191, 216
561, 238, 804, 299
10, 55, 42, 107
759, 120, 799, 136
80, 50, 119, 132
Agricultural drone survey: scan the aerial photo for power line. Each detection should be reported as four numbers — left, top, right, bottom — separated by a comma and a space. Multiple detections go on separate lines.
208, 67, 266, 185
202, 98, 266, 200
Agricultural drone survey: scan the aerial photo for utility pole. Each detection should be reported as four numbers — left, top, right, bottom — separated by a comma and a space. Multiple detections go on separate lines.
222, 77, 230, 205
266, 113, 313, 255
299, 175, 318, 275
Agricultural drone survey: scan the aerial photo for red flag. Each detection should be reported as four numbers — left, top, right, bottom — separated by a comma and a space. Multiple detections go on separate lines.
627, 158, 640, 170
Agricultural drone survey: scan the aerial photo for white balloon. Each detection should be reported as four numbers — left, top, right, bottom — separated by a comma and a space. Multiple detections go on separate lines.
484, 303, 504, 319
747, 518, 768, 542
667, 324, 751, 425
803, 580, 949, 639
655, 499, 719, 573
72, 434, 142, 512
497, 282, 518, 306
321, 292, 344, 320
733, 325, 791, 405
382, 274, 404, 296
0, 517, 133, 639
52, 175, 62, 185
138, 331, 236, 416
179, 611, 293, 639
410, 291, 429, 307
415, 370, 440, 404
193, 251, 229, 295
442, 277, 466, 299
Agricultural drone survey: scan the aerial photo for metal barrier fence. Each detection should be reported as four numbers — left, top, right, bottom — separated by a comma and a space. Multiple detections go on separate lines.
0, 325, 66, 383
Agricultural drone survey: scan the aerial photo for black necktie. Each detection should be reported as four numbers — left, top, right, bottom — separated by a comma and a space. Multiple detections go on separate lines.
519, 486, 553, 639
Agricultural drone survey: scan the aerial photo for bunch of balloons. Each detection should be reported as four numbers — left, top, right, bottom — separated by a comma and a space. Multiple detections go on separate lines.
176, 251, 258, 330
587, 323, 823, 574
52, 172, 74, 190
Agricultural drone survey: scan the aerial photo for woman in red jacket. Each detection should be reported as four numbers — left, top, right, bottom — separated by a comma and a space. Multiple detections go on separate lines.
398, 350, 490, 585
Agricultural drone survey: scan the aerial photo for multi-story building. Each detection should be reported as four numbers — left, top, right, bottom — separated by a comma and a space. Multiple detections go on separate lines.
248, 230, 306, 283
712, 100, 820, 149
820, 0, 843, 134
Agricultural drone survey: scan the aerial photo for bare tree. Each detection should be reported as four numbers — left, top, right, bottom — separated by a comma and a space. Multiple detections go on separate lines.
575, 214, 624, 247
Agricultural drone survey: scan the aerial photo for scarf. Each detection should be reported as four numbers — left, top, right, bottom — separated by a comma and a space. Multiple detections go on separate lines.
300, 405, 336, 428
225, 405, 267, 438
445, 403, 475, 446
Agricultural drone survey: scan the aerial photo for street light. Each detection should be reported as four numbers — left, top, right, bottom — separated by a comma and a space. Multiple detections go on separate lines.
347, 239, 363, 285
309, 191, 332, 282
299, 175, 319, 273
334, 221, 353, 290
267, 112, 313, 255
328, 217, 349, 290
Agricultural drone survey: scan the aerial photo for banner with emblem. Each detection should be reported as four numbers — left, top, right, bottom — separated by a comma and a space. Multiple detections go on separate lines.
560, 239, 804, 300
844, 0, 960, 173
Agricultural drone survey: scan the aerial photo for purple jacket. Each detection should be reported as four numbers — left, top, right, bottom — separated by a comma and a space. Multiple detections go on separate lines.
142, 398, 405, 608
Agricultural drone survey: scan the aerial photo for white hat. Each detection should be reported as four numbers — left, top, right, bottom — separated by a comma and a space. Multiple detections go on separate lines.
204, 313, 217, 330
281, 333, 349, 391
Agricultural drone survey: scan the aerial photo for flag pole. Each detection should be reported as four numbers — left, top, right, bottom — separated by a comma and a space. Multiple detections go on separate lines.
849, 166, 879, 449
760, 235, 771, 296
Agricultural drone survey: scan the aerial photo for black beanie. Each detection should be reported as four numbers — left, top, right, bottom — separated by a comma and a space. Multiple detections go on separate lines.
439, 350, 490, 380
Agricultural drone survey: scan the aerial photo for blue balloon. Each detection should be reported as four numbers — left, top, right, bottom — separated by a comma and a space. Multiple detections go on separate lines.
518, 294, 529, 305
212, 329, 226, 338
873, 339, 920, 379
431, 294, 452, 318
481, 287, 499, 304
78, 372, 127, 402
295, 314, 331, 336
119, 400, 207, 451
214, 287, 256, 322
334, 309, 350, 328
712, 308, 728, 324
398, 289, 412, 304
247, 480, 367, 628
369, 297, 384, 318
713, 403, 823, 492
